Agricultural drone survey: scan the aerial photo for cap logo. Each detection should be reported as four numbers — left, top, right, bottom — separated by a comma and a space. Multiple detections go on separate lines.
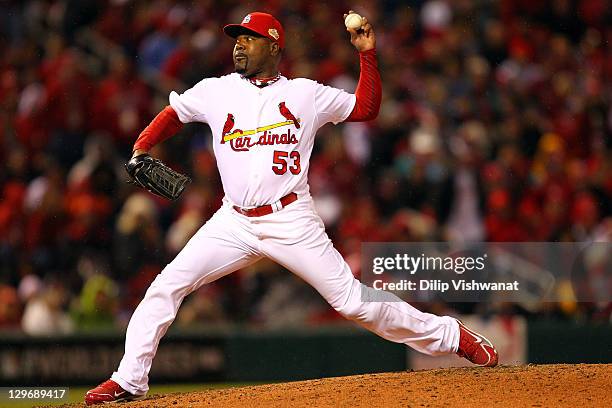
242, 14, 251, 24
268, 28, 279, 40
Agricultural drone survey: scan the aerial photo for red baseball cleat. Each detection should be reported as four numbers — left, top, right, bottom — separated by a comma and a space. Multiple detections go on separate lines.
85, 379, 144, 405
456, 320, 499, 367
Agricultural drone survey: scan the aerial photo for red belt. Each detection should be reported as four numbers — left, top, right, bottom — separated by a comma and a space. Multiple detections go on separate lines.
233, 193, 298, 217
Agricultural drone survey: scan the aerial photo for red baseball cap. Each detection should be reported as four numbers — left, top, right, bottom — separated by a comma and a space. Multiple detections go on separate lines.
223, 12, 285, 49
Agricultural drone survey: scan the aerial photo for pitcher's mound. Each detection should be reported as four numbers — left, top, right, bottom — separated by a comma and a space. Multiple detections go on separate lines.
64, 364, 612, 407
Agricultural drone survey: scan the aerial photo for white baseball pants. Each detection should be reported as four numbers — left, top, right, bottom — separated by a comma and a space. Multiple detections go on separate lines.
112, 194, 459, 395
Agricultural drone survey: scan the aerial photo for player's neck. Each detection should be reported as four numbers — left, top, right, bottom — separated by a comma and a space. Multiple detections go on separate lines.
245, 67, 280, 80
243, 71, 281, 88
252, 73, 279, 80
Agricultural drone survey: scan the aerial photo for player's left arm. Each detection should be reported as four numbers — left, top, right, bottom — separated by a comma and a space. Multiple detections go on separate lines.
344, 12, 381, 122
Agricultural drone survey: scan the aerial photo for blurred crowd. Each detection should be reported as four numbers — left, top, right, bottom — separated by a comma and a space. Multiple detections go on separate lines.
0, 0, 610, 335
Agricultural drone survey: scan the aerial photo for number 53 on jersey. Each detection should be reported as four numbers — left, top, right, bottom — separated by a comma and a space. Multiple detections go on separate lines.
272, 150, 301, 175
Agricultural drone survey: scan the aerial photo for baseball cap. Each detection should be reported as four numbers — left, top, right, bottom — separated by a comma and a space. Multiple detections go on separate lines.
223, 12, 285, 49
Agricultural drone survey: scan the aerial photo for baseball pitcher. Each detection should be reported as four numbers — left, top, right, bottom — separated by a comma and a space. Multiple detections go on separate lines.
86, 11, 498, 405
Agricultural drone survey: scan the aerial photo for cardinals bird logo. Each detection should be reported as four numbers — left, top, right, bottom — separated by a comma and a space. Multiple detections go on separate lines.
278, 102, 300, 129
221, 113, 235, 144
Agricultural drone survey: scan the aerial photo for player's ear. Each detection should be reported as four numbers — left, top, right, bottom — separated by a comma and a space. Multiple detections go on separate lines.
270, 42, 280, 56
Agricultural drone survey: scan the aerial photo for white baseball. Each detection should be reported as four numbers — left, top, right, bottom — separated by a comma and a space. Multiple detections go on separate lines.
344, 13, 363, 30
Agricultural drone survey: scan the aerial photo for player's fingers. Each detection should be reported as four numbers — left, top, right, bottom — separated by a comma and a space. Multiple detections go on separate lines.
361, 18, 371, 32
363, 23, 373, 35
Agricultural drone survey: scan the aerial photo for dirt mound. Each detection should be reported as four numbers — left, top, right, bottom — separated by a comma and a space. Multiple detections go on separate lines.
54, 364, 611, 407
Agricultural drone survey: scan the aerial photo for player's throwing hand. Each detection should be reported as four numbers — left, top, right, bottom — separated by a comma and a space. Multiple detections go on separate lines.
344, 10, 375, 52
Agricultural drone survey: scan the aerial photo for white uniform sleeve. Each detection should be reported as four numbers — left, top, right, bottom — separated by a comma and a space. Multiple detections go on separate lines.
169, 79, 210, 124
313, 82, 356, 127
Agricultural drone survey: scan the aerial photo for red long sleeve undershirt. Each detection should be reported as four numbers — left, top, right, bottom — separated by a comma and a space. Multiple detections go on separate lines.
133, 49, 381, 152
345, 48, 382, 122
133, 105, 183, 152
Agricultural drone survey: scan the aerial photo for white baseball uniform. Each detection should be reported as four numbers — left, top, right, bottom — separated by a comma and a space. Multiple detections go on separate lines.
111, 73, 460, 395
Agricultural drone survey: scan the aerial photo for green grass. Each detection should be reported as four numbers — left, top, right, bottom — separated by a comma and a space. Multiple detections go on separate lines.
5, 383, 257, 408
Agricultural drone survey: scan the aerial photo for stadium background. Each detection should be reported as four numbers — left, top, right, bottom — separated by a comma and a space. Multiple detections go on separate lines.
0, 0, 610, 403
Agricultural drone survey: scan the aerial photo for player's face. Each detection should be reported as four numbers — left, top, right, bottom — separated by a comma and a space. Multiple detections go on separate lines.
233, 34, 276, 77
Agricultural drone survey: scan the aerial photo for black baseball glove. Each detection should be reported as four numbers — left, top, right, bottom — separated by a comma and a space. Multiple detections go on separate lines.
125, 153, 191, 201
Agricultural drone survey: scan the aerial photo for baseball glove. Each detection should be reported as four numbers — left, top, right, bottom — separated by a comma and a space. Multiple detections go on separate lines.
125, 153, 191, 200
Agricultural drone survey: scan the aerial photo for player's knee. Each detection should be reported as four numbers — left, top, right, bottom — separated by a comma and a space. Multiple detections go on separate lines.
334, 301, 365, 321
330, 281, 368, 321
146, 268, 195, 298
336, 299, 373, 323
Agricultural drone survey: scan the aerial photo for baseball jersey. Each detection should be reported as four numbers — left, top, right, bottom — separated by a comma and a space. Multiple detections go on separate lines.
169, 73, 356, 207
